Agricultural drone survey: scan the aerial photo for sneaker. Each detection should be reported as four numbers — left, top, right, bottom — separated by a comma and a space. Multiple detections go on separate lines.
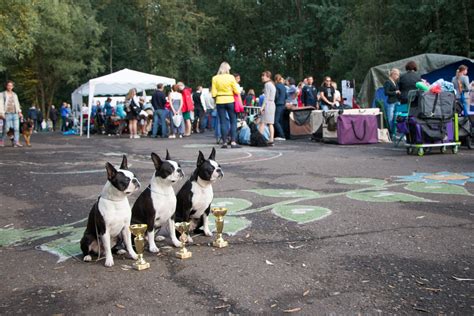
14, 143, 23, 147
168, 135, 176, 139
134, 135, 141, 139
179, 134, 183, 138
230, 144, 241, 149
129, 135, 133, 139
274, 137, 286, 141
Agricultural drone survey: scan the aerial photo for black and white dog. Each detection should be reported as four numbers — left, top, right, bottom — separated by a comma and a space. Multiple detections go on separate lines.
131, 151, 184, 252
80, 155, 140, 267
174, 148, 223, 243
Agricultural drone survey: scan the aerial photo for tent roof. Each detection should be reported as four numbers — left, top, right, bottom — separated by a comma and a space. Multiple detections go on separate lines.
73, 68, 176, 96
357, 53, 473, 107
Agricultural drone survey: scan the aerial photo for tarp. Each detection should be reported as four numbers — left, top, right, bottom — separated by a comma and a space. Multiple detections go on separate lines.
71, 68, 175, 137
358, 53, 474, 107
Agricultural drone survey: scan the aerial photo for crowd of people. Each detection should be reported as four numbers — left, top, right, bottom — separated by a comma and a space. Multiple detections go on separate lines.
2, 60, 472, 148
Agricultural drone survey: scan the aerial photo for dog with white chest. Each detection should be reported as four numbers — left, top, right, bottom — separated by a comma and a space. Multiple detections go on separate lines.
174, 148, 223, 243
131, 151, 184, 252
80, 155, 140, 267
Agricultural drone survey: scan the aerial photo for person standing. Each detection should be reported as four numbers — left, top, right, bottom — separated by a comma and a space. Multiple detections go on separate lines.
36, 108, 43, 132
319, 76, 336, 111
178, 82, 194, 137
151, 83, 169, 138
124, 88, 141, 139
211, 61, 241, 148
398, 61, 421, 104
383, 68, 401, 134
60, 102, 69, 131
259, 71, 276, 146
0, 80, 23, 147
49, 105, 58, 131
169, 84, 184, 138
192, 86, 205, 133
452, 65, 470, 116
27, 104, 38, 132
301, 76, 318, 108
274, 74, 287, 140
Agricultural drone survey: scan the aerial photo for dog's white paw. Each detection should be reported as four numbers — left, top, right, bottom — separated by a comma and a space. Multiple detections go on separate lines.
116, 249, 127, 255
83, 255, 92, 262
149, 245, 160, 253
155, 236, 165, 241
172, 240, 182, 248
187, 236, 194, 243
104, 258, 114, 267
204, 230, 213, 237
129, 251, 138, 260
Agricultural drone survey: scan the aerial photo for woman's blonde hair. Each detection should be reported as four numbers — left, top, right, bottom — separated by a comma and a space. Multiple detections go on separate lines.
126, 88, 136, 100
390, 68, 400, 77
217, 62, 231, 75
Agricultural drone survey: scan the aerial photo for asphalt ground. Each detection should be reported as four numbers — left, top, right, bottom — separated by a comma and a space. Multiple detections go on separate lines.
0, 132, 473, 315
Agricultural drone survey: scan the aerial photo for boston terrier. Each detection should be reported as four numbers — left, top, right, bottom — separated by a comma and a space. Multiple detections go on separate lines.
80, 155, 140, 267
131, 151, 184, 252
174, 148, 223, 243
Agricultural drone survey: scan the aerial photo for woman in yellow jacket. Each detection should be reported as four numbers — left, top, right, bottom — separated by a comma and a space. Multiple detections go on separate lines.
211, 62, 241, 148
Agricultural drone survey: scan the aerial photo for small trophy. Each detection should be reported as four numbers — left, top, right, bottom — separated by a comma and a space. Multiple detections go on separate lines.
129, 224, 150, 271
211, 207, 228, 248
175, 222, 192, 259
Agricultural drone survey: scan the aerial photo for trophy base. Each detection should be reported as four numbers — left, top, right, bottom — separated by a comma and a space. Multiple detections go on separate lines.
212, 240, 229, 248
132, 261, 150, 271
175, 249, 192, 259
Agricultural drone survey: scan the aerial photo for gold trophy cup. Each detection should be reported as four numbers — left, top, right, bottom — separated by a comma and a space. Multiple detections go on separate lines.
211, 207, 229, 248
129, 224, 150, 271
175, 222, 192, 259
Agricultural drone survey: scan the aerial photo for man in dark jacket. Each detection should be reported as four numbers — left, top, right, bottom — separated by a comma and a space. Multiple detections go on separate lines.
27, 105, 38, 131
36, 109, 43, 132
192, 86, 206, 133
151, 83, 169, 138
301, 76, 318, 108
49, 105, 58, 131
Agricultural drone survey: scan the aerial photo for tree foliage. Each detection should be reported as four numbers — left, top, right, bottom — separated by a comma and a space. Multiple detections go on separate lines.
1, 0, 472, 108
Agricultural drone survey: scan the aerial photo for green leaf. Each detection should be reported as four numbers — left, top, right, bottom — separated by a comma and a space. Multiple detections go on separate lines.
208, 215, 251, 236
271, 205, 332, 224
335, 178, 386, 186
347, 191, 431, 203
246, 189, 320, 198
211, 198, 252, 216
404, 182, 472, 196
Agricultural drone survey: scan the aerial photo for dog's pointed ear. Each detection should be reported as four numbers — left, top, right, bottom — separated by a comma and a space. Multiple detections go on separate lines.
165, 149, 171, 160
197, 150, 205, 166
151, 152, 162, 170
105, 162, 117, 180
120, 155, 128, 170
208, 147, 216, 161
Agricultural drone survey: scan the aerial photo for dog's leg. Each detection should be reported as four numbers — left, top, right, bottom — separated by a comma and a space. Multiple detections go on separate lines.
100, 231, 114, 267
147, 230, 160, 253
202, 213, 213, 237
168, 218, 182, 248
122, 226, 138, 260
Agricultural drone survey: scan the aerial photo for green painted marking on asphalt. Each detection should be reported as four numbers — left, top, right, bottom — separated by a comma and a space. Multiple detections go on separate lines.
208, 215, 251, 236
245, 189, 320, 198
272, 205, 332, 224
346, 191, 432, 203
335, 177, 386, 186
404, 182, 472, 196
212, 198, 253, 216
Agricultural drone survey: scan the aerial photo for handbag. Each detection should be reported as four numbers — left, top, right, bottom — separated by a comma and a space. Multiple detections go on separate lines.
172, 114, 183, 127
337, 115, 378, 144
234, 94, 244, 113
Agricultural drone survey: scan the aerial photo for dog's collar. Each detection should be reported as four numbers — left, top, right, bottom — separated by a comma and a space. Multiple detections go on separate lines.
196, 177, 211, 188
148, 186, 174, 196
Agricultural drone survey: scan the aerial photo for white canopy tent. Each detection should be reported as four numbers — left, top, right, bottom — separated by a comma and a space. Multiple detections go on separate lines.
71, 68, 176, 137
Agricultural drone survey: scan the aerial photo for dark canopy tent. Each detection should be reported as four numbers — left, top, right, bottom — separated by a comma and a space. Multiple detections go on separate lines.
358, 53, 474, 107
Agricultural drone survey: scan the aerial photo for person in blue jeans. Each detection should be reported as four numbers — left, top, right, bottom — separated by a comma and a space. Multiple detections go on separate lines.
274, 74, 287, 140
0, 80, 23, 147
383, 68, 401, 135
151, 83, 169, 138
